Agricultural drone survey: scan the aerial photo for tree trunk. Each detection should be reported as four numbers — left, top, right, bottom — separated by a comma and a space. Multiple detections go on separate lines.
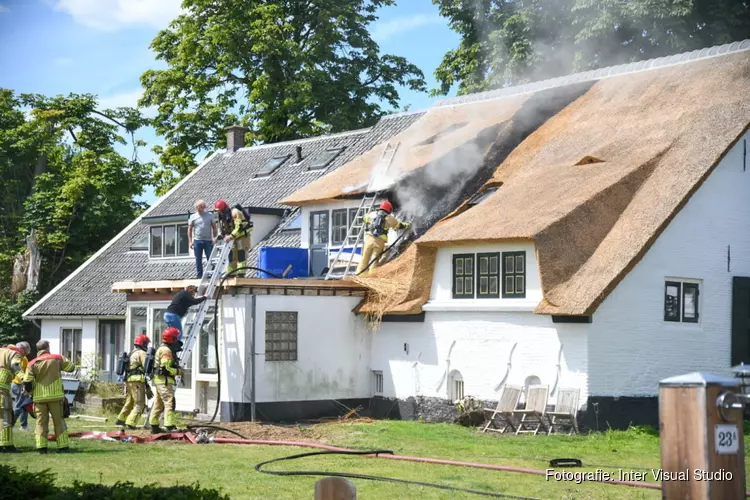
25, 229, 40, 292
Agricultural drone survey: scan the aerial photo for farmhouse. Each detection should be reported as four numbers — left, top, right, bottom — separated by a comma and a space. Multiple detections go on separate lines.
23, 39, 750, 430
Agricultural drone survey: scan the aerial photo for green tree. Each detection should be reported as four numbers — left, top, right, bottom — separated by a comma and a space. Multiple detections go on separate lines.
140, 0, 426, 194
432, 0, 750, 95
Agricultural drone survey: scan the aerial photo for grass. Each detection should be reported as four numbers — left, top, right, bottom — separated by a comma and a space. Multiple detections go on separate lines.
0, 416, 744, 499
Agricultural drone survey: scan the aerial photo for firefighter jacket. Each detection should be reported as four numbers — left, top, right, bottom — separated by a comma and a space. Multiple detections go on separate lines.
0, 346, 22, 391
364, 210, 408, 241
126, 349, 147, 383
231, 213, 252, 240
23, 350, 75, 402
12, 356, 28, 385
153, 345, 180, 386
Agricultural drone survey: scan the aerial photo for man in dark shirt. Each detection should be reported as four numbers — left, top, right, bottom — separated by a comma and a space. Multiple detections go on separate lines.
163, 285, 207, 340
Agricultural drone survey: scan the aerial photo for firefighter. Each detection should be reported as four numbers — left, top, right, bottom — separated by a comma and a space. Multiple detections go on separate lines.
0, 343, 23, 452
115, 334, 151, 429
356, 201, 410, 276
23, 340, 75, 454
215, 200, 253, 277
148, 327, 183, 434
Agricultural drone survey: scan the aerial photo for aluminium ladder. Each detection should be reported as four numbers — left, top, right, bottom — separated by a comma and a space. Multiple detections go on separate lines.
324, 141, 400, 280
174, 240, 234, 385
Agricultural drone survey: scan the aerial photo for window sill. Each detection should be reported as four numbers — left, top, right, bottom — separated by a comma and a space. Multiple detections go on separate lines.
423, 300, 539, 312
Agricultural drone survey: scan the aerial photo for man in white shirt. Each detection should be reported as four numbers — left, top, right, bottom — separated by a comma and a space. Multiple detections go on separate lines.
188, 199, 218, 278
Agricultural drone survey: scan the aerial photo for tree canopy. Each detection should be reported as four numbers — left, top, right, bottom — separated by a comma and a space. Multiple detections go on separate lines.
140, 0, 427, 195
431, 0, 750, 96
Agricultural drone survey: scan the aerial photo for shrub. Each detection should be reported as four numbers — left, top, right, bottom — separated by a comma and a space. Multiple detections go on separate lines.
0, 465, 230, 500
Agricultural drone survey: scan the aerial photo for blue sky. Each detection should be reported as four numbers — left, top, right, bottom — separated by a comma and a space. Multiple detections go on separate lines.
0, 0, 460, 205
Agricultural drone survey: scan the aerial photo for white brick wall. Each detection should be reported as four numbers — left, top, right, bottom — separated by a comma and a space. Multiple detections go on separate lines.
590, 130, 750, 397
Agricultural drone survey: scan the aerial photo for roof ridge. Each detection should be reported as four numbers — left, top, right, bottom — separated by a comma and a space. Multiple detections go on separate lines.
432, 39, 750, 108
231, 127, 372, 153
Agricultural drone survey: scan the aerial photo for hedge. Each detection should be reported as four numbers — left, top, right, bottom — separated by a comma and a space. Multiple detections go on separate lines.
0, 465, 230, 499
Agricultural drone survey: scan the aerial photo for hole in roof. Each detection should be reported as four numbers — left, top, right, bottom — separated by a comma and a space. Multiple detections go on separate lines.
574, 156, 604, 166
254, 155, 291, 178
308, 147, 346, 171
414, 122, 469, 147
467, 186, 499, 207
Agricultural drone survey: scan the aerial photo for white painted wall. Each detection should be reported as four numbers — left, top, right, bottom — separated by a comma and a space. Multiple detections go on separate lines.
427, 242, 542, 311
371, 312, 589, 406
589, 130, 750, 397
39, 318, 98, 372
248, 213, 282, 248
220, 295, 249, 404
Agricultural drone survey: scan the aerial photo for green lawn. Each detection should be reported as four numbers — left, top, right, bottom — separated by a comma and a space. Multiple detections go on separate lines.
0, 417, 739, 499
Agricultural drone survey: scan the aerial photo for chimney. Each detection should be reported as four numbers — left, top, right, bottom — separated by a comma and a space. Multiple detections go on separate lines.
296, 146, 303, 163
225, 124, 249, 153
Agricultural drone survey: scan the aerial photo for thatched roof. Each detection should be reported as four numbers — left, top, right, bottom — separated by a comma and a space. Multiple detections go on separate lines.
280, 96, 530, 206
359, 49, 750, 316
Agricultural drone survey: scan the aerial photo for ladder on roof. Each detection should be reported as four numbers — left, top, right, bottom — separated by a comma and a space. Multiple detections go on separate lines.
324, 141, 400, 280
175, 240, 234, 385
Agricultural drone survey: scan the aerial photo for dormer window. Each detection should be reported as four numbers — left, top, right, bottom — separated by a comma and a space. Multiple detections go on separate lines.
308, 147, 346, 171
150, 224, 189, 258
255, 155, 291, 178
468, 186, 498, 207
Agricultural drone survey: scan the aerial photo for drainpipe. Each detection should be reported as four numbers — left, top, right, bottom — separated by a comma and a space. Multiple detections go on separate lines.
250, 294, 257, 422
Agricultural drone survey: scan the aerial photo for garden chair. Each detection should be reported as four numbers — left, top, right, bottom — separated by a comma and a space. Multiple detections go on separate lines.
513, 384, 550, 435
546, 387, 580, 435
480, 384, 522, 434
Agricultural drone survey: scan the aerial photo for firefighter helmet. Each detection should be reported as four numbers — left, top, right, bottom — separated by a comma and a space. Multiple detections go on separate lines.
215, 200, 230, 212
134, 334, 151, 347
162, 327, 180, 344
379, 201, 393, 213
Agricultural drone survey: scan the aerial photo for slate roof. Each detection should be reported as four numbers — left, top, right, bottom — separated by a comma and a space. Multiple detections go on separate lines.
24, 112, 423, 317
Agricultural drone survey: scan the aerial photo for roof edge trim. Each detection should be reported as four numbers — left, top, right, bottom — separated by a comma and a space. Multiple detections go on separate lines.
231, 127, 373, 153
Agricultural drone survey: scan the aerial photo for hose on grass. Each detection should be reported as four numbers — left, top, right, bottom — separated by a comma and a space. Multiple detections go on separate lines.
254, 449, 544, 500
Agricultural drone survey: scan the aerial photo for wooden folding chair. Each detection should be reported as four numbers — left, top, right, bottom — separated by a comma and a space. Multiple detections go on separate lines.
481, 384, 522, 434
546, 387, 580, 435
513, 385, 550, 435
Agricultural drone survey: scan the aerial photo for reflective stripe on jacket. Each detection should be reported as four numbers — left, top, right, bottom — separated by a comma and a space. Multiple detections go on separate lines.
153, 346, 178, 386
24, 350, 75, 402
12, 356, 28, 385
0, 346, 21, 391
127, 350, 147, 383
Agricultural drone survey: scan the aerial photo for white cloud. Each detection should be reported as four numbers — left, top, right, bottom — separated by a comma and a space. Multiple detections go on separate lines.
53, 0, 183, 31
0, 5, 9, 14
371, 13, 444, 43
98, 88, 156, 117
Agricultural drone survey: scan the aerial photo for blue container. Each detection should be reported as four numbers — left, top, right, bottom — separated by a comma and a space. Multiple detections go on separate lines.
257, 247, 309, 279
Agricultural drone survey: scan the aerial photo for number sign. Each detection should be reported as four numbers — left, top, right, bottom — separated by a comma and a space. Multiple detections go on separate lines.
715, 424, 739, 454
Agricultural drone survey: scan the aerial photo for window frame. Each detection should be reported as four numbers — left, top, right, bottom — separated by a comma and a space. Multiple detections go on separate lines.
308, 147, 346, 171
476, 252, 500, 299
254, 155, 291, 178
452, 253, 475, 299
331, 209, 349, 245
372, 370, 384, 395
265, 311, 298, 362
60, 328, 82, 365
664, 279, 700, 323
468, 186, 498, 207
149, 224, 190, 259
501, 251, 526, 299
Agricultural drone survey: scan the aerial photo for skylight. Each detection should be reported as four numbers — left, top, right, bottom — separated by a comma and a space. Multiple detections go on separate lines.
254, 155, 291, 178
468, 186, 498, 206
415, 122, 469, 147
308, 147, 346, 170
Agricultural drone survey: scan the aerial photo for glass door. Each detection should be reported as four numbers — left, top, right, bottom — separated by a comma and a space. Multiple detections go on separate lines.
98, 321, 125, 382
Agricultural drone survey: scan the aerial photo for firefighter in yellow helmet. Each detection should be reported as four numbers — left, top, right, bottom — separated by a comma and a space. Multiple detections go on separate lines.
115, 334, 151, 430
215, 200, 253, 277
356, 201, 410, 276
0, 343, 23, 452
23, 339, 75, 454
149, 327, 183, 434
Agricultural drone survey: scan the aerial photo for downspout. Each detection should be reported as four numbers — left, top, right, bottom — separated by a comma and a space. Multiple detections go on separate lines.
250, 294, 257, 422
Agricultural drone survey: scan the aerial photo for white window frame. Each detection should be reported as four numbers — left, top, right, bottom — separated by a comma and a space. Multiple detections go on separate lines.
60, 328, 82, 365
449, 370, 464, 402
149, 223, 191, 260
372, 370, 384, 395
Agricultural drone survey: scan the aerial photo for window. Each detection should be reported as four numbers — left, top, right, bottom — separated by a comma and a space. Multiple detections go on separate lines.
130, 234, 148, 251
310, 211, 329, 246
149, 224, 190, 258
468, 186, 498, 207
449, 370, 464, 401
309, 147, 345, 170
415, 122, 469, 147
255, 155, 290, 177
284, 213, 302, 230
502, 251, 526, 298
452, 254, 475, 299
373, 370, 384, 394
331, 209, 349, 244
348, 208, 364, 245
98, 321, 125, 382
265, 312, 298, 361
199, 327, 217, 373
664, 280, 700, 323
61, 328, 82, 365
477, 252, 500, 298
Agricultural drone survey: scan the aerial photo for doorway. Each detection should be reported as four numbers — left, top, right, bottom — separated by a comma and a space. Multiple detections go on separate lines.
98, 320, 125, 382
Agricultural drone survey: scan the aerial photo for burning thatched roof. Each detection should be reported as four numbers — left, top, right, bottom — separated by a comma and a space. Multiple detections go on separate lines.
358, 48, 750, 316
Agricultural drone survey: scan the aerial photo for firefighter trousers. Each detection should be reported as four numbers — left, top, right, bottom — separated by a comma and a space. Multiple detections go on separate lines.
227, 236, 250, 277
149, 384, 176, 428
34, 399, 69, 449
117, 382, 146, 427
356, 234, 386, 275
0, 388, 14, 447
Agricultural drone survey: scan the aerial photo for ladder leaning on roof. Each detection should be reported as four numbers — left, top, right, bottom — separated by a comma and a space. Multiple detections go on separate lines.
324, 141, 400, 280
175, 240, 234, 385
